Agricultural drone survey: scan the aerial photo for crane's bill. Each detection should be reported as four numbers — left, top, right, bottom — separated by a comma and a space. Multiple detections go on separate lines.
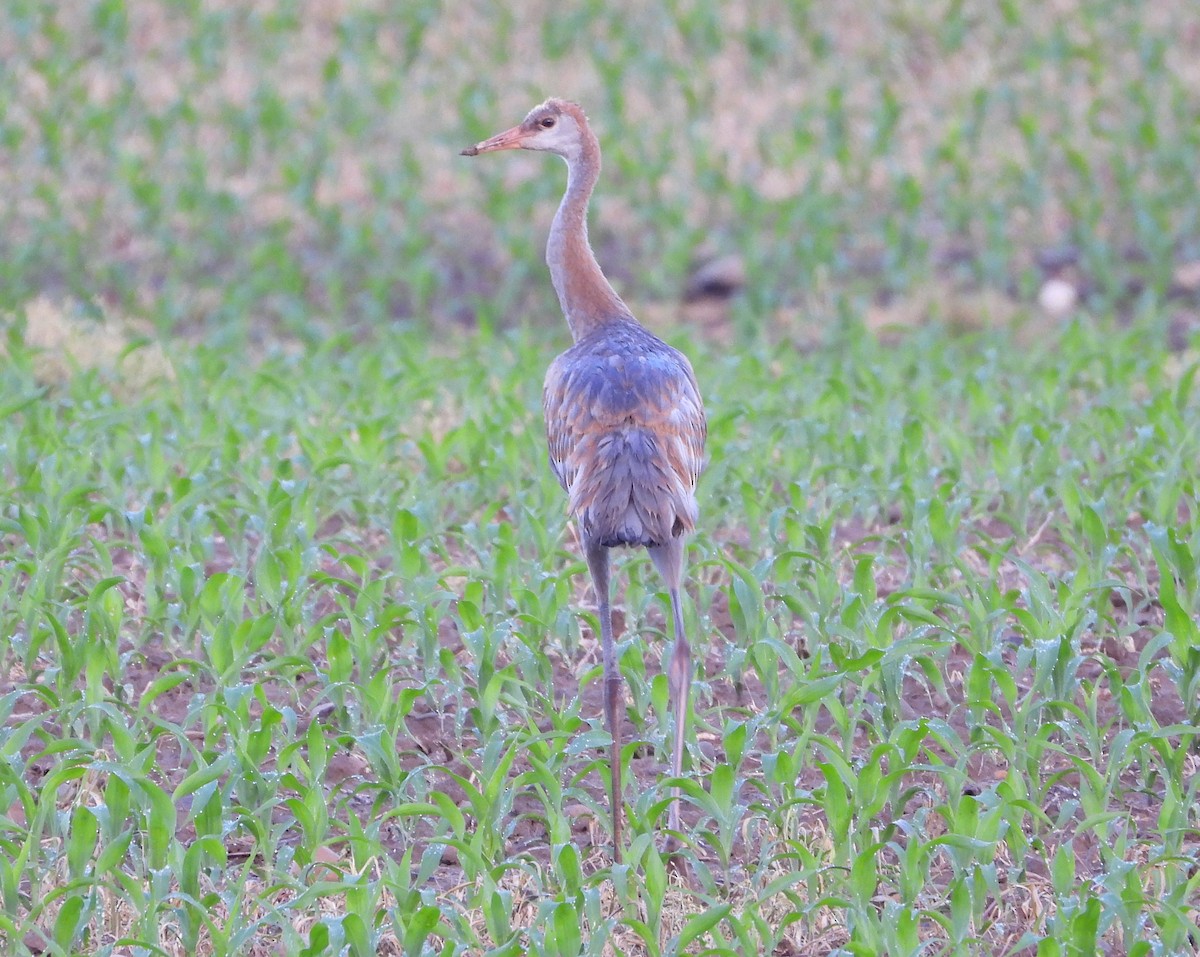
461, 125, 525, 156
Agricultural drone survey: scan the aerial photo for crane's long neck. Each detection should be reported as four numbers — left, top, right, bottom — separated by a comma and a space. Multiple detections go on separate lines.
547, 136, 632, 342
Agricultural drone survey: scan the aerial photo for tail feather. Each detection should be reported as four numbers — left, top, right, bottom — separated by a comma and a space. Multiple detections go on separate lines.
570, 427, 697, 548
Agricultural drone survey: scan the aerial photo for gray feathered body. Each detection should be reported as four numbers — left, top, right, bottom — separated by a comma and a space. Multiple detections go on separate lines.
543, 319, 706, 549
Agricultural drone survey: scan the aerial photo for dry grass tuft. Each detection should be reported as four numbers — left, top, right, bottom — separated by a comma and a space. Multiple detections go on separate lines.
3, 296, 175, 392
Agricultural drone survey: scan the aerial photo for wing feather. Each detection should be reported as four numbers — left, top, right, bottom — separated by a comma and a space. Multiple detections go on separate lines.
543, 326, 706, 545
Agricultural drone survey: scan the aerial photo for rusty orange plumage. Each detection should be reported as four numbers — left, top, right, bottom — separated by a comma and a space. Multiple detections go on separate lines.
464, 99, 706, 859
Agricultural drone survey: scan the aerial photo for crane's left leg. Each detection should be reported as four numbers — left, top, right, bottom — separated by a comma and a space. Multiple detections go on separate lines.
650, 537, 690, 840
584, 534, 623, 861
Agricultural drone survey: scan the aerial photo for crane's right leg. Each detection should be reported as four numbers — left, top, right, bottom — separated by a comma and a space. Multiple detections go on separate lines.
650, 537, 690, 848
584, 535, 622, 861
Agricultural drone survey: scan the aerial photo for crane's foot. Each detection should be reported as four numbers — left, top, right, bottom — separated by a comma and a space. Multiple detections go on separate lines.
662, 836, 688, 876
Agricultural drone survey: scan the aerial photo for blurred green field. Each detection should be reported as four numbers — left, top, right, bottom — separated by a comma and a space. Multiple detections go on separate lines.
3, 0, 1199, 339
2, 1, 1200, 955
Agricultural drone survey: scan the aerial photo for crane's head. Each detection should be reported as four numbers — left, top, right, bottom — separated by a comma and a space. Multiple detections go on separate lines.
461, 98, 589, 163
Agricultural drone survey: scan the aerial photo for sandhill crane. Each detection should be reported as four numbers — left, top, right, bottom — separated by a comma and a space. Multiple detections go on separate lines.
463, 99, 706, 859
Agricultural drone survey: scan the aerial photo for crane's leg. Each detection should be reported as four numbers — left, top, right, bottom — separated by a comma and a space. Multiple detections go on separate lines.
649, 538, 690, 842
584, 535, 623, 861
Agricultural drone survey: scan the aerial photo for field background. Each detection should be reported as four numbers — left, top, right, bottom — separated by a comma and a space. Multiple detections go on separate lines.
2, 1, 1199, 955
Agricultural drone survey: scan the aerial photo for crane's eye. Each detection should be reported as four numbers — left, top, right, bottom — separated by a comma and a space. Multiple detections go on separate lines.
539, 117, 556, 128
